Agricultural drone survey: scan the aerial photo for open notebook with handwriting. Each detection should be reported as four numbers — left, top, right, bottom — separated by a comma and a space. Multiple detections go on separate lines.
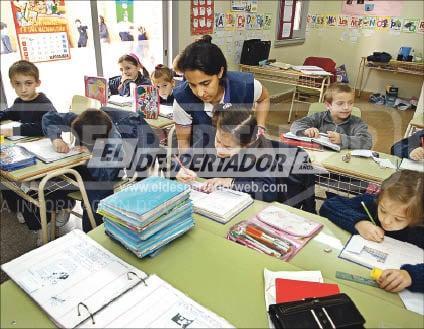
1, 230, 233, 328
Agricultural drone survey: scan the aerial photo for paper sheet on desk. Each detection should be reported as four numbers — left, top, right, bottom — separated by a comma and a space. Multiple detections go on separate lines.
399, 290, 424, 316
264, 268, 323, 328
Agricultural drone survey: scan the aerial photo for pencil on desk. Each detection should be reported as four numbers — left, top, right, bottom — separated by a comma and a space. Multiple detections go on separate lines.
361, 201, 377, 226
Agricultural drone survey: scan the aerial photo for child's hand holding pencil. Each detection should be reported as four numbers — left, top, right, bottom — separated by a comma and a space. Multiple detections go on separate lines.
174, 155, 197, 183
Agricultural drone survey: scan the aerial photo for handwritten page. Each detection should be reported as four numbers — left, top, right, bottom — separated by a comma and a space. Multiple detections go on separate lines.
1, 230, 233, 328
340, 235, 423, 270
18, 138, 82, 163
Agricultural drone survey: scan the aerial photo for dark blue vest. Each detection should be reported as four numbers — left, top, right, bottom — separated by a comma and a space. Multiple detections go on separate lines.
173, 71, 255, 148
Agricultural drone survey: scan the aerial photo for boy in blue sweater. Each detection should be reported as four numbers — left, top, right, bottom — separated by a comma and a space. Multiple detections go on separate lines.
320, 170, 423, 293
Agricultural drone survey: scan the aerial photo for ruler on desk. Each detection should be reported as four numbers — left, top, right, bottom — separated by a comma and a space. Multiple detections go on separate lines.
336, 271, 379, 288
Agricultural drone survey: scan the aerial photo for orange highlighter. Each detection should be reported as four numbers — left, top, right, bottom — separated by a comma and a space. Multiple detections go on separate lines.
246, 225, 291, 254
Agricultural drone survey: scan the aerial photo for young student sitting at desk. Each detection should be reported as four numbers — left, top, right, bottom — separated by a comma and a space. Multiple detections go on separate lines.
151, 64, 176, 106
0, 60, 71, 238
391, 130, 424, 160
175, 103, 316, 212
108, 53, 151, 97
290, 83, 372, 150
0, 60, 57, 137
42, 107, 159, 232
320, 170, 424, 293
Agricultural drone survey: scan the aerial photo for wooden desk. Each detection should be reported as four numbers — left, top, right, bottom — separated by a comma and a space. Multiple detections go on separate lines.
354, 58, 424, 97
0, 139, 97, 245
1, 225, 422, 328
239, 64, 331, 123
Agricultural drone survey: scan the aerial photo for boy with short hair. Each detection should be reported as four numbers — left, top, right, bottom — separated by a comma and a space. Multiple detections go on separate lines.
0, 60, 71, 243
42, 107, 160, 232
0, 60, 57, 137
290, 83, 372, 150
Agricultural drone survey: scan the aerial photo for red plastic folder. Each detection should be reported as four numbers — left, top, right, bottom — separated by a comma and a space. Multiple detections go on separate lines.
276, 278, 340, 303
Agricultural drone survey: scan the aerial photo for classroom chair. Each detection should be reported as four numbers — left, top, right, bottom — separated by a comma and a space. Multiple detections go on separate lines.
307, 102, 362, 118
288, 57, 337, 123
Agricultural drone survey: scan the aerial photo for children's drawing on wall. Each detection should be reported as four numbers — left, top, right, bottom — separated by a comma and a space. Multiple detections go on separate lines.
236, 14, 246, 30
419, 20, 424, 34
225, 12, 235, 31
263, 13, 272, 30
214, 12, 225, 30
389, 17, 403, 33
75, 19, 88, 47
0, 22, 14, 54
402, 19, 419, 33
245, 0, 257, 13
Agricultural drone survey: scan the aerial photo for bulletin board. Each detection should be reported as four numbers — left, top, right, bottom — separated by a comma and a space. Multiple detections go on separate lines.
191, 0, 214, 35
10, 0, 71, 63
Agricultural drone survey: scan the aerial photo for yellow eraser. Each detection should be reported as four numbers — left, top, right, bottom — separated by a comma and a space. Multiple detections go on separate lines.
370, 268, 383, 280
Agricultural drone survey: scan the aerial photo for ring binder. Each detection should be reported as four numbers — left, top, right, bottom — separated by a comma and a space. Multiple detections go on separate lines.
77, 302, 95, 325
127, 271, 148, 286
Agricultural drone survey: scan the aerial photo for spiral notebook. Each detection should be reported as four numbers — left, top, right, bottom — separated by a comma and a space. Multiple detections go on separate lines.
1, 230, 233, 328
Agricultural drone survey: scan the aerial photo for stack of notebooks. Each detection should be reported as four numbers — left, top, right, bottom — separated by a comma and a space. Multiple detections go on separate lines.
227, 206, 322, 261
0, 144, 36, 171
189, 182, 253, 224
98, 176, 194, 258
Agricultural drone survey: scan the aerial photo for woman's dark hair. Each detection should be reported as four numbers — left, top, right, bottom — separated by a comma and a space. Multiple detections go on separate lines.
99, 15, 105, 24
178, 37, 227, 77
212, 103, 257, 147
118, 54, 149, 77
71, 109, 113, 149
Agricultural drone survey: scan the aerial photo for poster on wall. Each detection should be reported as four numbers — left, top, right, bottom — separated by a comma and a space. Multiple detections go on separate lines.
191, 0, 214, 35
418, 20, 424, 34
263, 13, 272, 30
402, 18, 419, 33
231, 0, 246, 12
341, 1, 403, 16
245, 0, 257, 13
10, 0, 71, 63
115, 0, 134, 23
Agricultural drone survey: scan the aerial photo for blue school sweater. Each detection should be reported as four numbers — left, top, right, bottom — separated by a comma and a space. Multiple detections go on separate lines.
0, 93, 56, 136
320, 194, 424, 293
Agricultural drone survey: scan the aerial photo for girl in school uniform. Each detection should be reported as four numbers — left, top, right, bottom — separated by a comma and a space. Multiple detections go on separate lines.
109, 53, 151, 97
320, 170, 424, 293
173, 37, 270, 151
175, 103, 316, 211
391, 130, 424, 160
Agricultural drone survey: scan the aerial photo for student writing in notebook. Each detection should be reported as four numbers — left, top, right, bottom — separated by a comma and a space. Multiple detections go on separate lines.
108, 53, 151, 97
391, 130, 424, 160
151, 64, 176, 106
320, 170, 424, 293
290, 83, 372, 150
43, 107, 159, 232
175, 103, 316, 211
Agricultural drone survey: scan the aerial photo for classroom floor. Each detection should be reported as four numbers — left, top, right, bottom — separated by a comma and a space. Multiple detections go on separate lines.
0, 95, 415, 284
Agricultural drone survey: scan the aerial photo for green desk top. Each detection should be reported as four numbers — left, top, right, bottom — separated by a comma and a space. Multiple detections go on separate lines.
1, 225, 422, 328
320, 150, 399, 183
194, 201, 415, 309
